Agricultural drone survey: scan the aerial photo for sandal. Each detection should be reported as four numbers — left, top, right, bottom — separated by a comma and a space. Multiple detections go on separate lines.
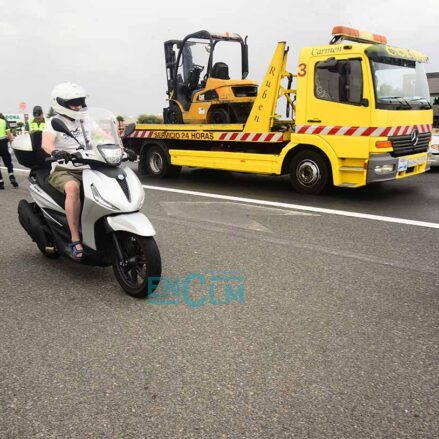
66, 241, 83, 262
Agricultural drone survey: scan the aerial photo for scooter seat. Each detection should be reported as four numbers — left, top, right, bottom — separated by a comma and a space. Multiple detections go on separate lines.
32, 168, 66, 209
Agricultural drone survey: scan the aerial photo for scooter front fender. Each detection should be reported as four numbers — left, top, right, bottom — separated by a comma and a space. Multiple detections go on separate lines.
106, 212, 156, 237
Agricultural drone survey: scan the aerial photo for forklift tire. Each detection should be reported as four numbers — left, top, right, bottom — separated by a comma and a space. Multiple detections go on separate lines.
145, 145, 181, 178
165, 104, 183, 124
289, 150, 330, 195
207, 107, 231, 124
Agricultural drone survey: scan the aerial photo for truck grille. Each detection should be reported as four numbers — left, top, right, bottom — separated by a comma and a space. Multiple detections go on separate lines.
389, 132, 431, 157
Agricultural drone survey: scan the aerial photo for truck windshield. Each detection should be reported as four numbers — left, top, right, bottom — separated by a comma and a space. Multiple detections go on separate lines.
371, 59, 431, 110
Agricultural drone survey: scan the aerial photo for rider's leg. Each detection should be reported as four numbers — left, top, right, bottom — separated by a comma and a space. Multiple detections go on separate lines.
64, 180, 83, 255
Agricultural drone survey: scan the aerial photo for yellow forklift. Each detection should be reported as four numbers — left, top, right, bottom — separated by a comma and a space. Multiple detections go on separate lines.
163, 30, 258, 124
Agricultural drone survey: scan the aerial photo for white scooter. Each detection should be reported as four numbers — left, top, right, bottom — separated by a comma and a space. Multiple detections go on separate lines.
13, 108, 161, 298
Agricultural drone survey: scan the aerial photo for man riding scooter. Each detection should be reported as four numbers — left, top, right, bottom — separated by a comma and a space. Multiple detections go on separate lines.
42, 82, 135, 261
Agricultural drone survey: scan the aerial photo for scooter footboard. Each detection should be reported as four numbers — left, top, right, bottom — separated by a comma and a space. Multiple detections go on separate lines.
106, 212, 156, 237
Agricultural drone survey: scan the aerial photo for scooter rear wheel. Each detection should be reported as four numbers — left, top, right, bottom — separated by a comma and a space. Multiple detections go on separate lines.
112, 232, 162, 298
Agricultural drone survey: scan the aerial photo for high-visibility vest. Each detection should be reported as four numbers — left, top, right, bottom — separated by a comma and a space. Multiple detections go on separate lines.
29, 119, 45, 131
0, 119, 8, 139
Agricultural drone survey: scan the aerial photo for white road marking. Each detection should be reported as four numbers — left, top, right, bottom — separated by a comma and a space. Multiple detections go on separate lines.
2, 167, 29, 173
160, 201, 318, 233
142, 184, 439, 230
4, 167, 438, 230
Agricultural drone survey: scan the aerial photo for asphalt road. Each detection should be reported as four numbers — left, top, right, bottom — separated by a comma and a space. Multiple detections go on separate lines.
136, 165, 439, 224
0, 167, 438, 438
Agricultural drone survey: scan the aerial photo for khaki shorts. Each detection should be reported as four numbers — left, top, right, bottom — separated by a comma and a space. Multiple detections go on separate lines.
48, 166, 83, 193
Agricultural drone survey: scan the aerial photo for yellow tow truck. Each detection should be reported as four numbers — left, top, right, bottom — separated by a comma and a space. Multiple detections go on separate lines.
125, 26, 433, 194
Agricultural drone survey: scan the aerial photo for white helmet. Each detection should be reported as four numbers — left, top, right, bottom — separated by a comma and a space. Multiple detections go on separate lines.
51, 82, 88, 120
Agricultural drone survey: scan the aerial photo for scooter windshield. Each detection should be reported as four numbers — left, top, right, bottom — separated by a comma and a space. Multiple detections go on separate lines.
87, 108, 123, 149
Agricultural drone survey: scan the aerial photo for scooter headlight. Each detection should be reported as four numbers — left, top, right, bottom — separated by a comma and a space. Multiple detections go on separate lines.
97, 144, 123, 166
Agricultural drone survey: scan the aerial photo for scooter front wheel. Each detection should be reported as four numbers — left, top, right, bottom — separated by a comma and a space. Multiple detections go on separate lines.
112, 232, 162, 298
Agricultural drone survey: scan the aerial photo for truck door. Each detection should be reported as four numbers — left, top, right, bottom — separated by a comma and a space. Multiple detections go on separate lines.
305, 56, 372, 158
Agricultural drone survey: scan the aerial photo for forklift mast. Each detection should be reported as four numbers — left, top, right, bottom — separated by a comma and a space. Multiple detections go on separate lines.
164, 39, 181, 97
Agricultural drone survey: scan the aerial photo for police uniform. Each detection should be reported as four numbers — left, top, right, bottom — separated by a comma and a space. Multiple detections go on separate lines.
28, 118, 46, 132
0, 117, 17, 188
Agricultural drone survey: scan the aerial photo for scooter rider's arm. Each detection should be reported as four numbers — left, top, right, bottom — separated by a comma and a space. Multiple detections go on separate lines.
42, 131, 56, 155
42, 131, 72, 162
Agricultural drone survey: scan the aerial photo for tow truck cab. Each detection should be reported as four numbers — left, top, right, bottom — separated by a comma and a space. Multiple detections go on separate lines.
294, 26, 432, 185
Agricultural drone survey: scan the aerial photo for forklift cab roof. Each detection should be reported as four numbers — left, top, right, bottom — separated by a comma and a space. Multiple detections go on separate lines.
165, 30, 245, 47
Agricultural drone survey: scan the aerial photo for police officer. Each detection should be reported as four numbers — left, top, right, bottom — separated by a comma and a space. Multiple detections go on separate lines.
0, 113, 18, 189
26, 106, 46, 132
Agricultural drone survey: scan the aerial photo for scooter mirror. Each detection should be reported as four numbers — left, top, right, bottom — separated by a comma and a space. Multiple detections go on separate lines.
123, 123, 136, 138
51, 118, 74, 138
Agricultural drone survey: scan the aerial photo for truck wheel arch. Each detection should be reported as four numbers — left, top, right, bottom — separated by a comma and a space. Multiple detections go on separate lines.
280, 141, 339, 186
138, 140, 181, 178
138, 140, 171, 175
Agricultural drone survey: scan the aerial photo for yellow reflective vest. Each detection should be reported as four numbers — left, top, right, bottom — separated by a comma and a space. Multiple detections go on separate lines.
0, 119, 8, 139
29, 119, 45, 131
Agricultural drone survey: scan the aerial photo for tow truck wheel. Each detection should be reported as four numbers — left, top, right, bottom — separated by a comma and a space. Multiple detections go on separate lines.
145, 145, 181, 178
289, 150, 330, 195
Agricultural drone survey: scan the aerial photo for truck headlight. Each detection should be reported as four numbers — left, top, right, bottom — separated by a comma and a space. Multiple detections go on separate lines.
374, 164, 395, 175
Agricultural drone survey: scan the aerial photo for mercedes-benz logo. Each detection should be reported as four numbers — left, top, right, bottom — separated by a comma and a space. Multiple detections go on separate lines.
411, 129, 419, 146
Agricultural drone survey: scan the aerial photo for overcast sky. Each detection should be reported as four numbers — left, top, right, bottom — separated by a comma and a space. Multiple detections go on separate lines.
1, 0, 438, 117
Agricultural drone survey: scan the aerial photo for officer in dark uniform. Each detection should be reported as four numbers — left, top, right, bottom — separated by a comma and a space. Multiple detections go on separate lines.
0, 113, 18, 189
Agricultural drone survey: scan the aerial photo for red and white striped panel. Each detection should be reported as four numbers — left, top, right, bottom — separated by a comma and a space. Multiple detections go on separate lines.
127, 130, 285, 142
129, 130, 155, 139
217, 132, 284, 142
295, 124, 432, 136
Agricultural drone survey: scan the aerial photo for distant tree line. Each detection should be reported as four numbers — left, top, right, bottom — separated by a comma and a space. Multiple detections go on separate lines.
45, 109, 163, 126
136, 114, 163, 124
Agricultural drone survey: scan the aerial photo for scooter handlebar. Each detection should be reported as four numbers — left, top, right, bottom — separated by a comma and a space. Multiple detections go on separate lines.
45, 152, 126, 168
45, 152, 81, 164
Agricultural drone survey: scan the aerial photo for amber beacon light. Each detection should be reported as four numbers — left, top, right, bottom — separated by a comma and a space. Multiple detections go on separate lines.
332, 26, 388, 45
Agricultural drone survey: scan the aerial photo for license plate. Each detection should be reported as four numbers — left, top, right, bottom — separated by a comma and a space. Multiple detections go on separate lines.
408, 156, 426, 167
398, 158, 408, 171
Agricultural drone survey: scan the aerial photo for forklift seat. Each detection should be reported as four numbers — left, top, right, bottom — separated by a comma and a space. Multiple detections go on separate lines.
211, 62, 230, 80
